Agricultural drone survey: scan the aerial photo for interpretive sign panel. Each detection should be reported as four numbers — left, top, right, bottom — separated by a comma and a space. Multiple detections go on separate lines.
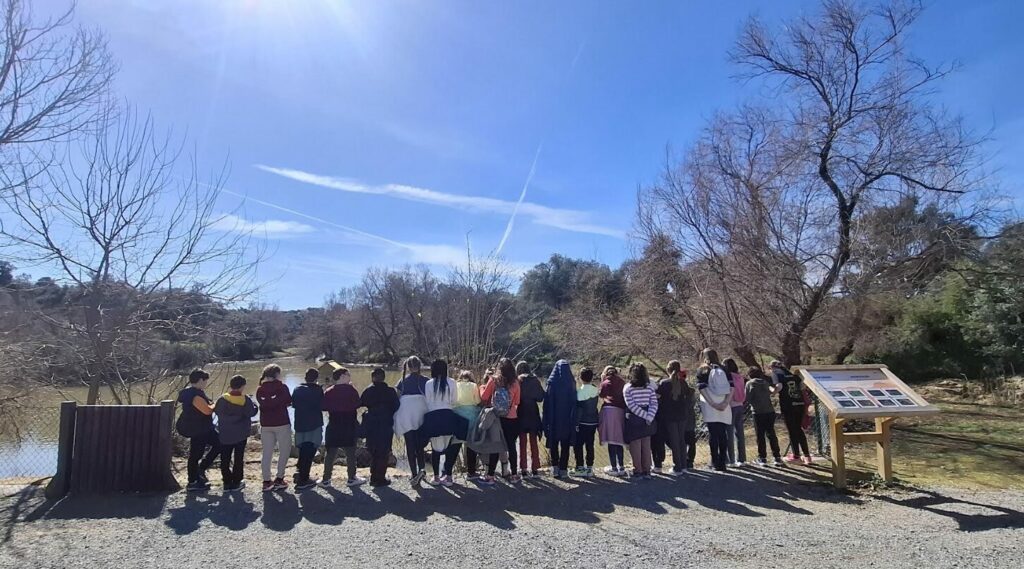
796, 365, 939, 419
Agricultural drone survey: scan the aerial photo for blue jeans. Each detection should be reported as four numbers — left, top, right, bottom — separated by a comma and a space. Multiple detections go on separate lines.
726, 406, 747, 464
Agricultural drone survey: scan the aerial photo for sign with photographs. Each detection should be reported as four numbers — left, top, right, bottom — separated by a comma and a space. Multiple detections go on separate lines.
795, 365, 940, 418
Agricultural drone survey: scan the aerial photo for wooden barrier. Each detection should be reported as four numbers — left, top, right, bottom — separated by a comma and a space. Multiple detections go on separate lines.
44, 401, 179, 498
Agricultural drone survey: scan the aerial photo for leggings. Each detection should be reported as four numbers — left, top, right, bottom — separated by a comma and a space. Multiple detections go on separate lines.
430, 442, 463, 476
187, 430, 220, 484
464, 446, 480, 476
499, 418, 520, 475
707, 422, 729, 469
573, 424, 597, 468
404, 431, 426, 476
782, 407, 810, 458
519, 432, 541, 473
323, 446, 358, 481
607, 443, 625, 470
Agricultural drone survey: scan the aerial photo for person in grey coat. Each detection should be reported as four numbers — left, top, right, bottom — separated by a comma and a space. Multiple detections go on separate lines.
466, 407, 507, 485
214, 375, 258, 491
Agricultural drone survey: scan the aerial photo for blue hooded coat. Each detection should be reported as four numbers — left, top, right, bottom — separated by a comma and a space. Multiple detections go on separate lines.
543, 360, 578, 447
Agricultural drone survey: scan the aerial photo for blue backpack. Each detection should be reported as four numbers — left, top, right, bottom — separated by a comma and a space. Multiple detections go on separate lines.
492, 386, 512, 417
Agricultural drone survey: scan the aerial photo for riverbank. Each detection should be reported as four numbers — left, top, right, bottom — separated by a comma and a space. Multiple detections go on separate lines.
2, 468, 1022, 568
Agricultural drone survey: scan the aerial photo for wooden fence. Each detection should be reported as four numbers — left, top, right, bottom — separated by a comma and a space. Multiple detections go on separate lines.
45, 401, 180, 497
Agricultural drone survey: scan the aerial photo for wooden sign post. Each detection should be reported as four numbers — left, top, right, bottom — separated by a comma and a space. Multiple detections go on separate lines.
794, 365, 939, 489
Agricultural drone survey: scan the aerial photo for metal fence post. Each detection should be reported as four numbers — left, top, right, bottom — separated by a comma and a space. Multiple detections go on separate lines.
44, 401, 77, 499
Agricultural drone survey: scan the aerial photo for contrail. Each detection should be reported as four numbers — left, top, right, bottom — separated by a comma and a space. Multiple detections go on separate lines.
495, 143, 542, 256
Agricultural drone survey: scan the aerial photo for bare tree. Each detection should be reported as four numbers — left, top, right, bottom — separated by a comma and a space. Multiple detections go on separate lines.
0, 0, 115, 193
0, 107, 258, 404
640, 0, 992, 365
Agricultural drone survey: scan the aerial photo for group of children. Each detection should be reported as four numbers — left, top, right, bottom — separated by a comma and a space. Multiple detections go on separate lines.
176, 350, 815, 493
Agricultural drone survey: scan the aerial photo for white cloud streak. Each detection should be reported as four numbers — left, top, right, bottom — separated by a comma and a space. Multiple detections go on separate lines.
495, 143, 542, 255
254, 164, 624, 239
210, 213, 315, 236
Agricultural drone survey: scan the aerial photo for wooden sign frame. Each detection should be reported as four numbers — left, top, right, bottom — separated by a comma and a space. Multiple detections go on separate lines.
793, 364, 940, 489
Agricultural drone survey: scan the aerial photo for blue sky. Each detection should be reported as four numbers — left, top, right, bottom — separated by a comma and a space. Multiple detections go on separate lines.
66, 0, 1024, 309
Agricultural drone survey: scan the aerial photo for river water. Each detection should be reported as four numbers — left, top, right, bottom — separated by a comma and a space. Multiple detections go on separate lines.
0, 358, 377, 480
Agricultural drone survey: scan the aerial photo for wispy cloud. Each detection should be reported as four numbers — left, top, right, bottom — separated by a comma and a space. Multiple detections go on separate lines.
219, 188, 470, 266
495, 143, 543, 255
210, 213, 315, 236
255, 164, 625, 239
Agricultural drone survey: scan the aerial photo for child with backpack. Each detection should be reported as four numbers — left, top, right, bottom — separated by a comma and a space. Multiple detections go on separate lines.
598, 366, 628, 477
214, 374, 258, 492
176, 369, 219, 492
322, 367, 365, 487
480, 358, 522, 483
770, 360, 812, 464
256, 363, 292, 492
360, 367, 401, 487
543, 360, 577, 478
571, 367, 599, 477
746, 366, 783, 466
291, 368, 325, 490
696, 349, 733, 472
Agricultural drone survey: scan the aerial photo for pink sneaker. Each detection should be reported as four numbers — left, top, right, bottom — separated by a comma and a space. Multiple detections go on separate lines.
783, 454, 800, 463
802, 456, 813, 465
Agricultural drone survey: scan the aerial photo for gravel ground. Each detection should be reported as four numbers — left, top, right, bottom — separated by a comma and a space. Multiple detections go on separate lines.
2, 466, 1022, 569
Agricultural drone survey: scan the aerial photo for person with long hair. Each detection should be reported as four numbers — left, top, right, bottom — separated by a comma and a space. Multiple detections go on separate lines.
424, 359, 460, 487
394, 356, 430, 486
770, 360, 812, 464
543, 359, 577, 479
623, 363, 658, 479
598, 365, 628, 477
723, 358, 748, 467
453, 370, 483, 479
516, 361, 545, 477
655, 360, 694, 476
481, 358, 522, 483
256, 363, 292, 491
696, 349, 733, 472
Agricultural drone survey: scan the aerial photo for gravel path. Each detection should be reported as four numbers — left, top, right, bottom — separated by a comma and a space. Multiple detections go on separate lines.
2, 466, 1022, 569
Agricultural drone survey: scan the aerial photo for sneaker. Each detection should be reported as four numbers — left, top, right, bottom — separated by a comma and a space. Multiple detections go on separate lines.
262, 480, 274, 492
755, 458, 768, 467
186, 481, 208, 492
667, 469, 684, 477
652, 466, 663, 474
612, 468, 628, 477
585, 466, 595, 477
802, 456, 814, 465
273, 477, 288, 491
428, 476, 441, 486
479, 476, 496, 486
531, 470, 540, 478
346, 476, 367, 487
733, 462, 746, 468
295, 477, 316, 490
369, 479, 391, 487
466, 473, 482, 481
510, 474, 523, 484
319, 479, 333, 488
411, 471, 426, 486
223, 482, 243, 493
440, 475, 454, 487
784, 454, 801, 463
774, 458, 786, 467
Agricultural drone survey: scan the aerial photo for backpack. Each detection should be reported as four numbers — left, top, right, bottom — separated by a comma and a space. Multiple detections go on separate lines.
492, 386, 512, 417
707, 365, 732, 397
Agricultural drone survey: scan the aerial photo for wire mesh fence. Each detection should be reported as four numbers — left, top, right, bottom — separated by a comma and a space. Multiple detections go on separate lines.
0, 405, 61, 488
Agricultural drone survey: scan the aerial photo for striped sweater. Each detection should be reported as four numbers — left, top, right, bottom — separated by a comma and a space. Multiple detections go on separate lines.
623, 384, 659, 422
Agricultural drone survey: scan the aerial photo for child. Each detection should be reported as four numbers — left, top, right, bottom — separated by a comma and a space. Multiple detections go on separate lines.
623, 363, 658, 479
745, 366, 783, 466
214, 374, 258, 492
176, 368, 218, 492
394, 356, 429, 486
696, 349, 733, 472
571, 367, 599, 477
453, 370, 482, 479
655, 361, 693, 476
256, 363, 292, 492
598, 366, 628, 477
424, 359, 459, 487
322, 367, 365, 487
770, 360, 812, 464
516, 361, 545, 477
291, 368, 324, 490
480, 358, 522, 483
723, 358, 748, 467
543, 359, 577, 478
360, 367, 400, 487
